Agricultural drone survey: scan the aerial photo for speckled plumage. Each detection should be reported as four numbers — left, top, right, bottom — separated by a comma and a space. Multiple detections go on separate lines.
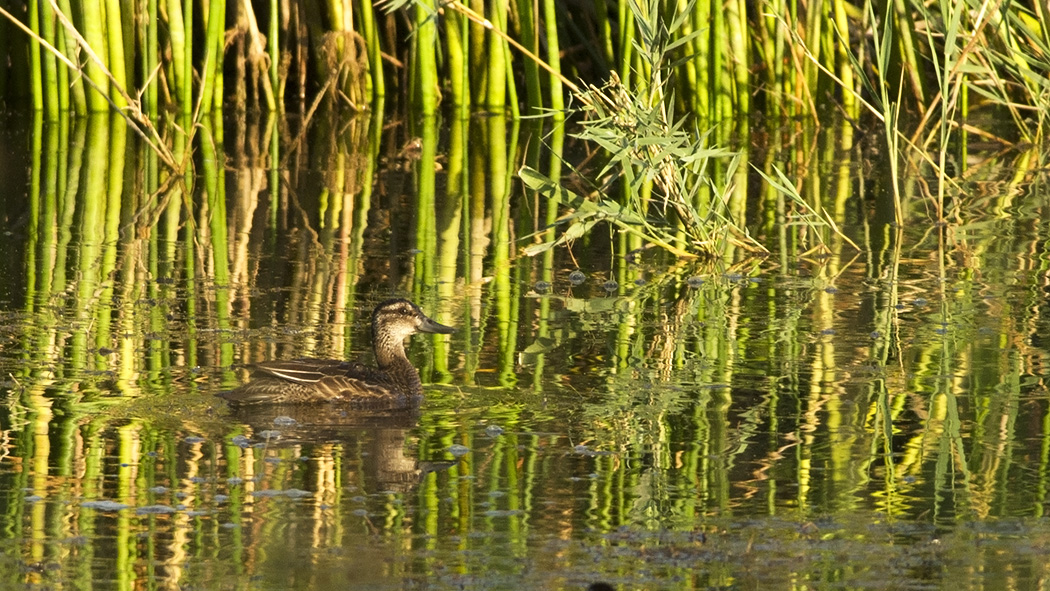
221, 299, 454, 408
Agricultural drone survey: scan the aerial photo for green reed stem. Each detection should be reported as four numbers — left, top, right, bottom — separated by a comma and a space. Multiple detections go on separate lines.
486, 1, 507, 111
79, 0, 110, 111
105, 0, 128, 109
28, 0, 43, 112
727, 0, 749, 115
542, 0, 564, 117
415, 0, 438, 114
446, 5, 469, 113
165, 0, 189, 114
198, 0, 225, 114
39, 2, 60, 118
515, 0, 542, 115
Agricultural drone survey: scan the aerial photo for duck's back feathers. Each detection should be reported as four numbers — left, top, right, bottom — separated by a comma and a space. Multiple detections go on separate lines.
221, 358, 423, 408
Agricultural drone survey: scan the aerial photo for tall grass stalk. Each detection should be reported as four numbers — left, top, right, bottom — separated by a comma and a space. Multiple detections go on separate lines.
415, 0, 439, 113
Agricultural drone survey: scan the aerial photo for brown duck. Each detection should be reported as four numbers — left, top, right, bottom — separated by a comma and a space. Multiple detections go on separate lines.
221, 299, 454, 408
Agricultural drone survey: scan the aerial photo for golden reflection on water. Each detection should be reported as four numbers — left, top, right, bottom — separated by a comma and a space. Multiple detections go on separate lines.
0, 111, 1050, 589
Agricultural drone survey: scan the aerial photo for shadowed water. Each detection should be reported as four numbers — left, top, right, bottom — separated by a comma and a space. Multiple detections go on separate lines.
0, 110, 1049, 590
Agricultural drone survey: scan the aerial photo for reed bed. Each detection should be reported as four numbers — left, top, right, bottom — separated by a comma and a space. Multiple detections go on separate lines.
1, 0, 1047, 259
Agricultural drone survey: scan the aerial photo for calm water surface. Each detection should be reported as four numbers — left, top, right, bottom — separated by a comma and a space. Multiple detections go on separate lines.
0, 111, 1048, 590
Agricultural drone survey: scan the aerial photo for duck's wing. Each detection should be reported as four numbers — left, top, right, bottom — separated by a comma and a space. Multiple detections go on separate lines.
252, 358, 369, 384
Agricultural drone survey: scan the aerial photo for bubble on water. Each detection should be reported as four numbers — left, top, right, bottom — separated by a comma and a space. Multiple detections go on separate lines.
569, 270, 586, 286
602, 280, 619, 293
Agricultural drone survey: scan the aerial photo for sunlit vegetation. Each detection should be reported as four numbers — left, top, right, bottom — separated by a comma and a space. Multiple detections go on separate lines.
1, 0, 1047, 259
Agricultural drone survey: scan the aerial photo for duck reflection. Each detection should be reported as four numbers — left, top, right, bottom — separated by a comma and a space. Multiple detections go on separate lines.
226, 402, 456, 493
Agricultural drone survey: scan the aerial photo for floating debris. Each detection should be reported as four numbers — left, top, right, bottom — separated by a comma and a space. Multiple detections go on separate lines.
251, 488, 312, 499
257, 430, 281, 442
483, 509, 524, 517
136, 504, 177, 515
81, 500, 129, 511
448, 444, 471, 457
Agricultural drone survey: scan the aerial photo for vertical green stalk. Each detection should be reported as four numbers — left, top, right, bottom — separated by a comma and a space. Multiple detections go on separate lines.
73, 116, 109, 368
515, 0, 542, 115
414, 115, 439, 290
145, 0, 159, 116
200, 0, 225, 114
39, 2, 61, 117
165, 0, 190, 114
28, 0, 43, 111
183, 0, 194, 111
692, 1, 709, 119
446, 3, 469, 114
726, 0, 749, 114
618, 0, 634, 84
542, 0, 564, 118
469, 0, 487, 105
358, 0, 385, 100
97, 115, 127, 370
415, 0, 438, 114
80, 0, 112, 111
105, 0, 129, 108
832, 0, 855, 117
486, 1, 507, 111
712, 0, 730, 120
200, 114, 233, 369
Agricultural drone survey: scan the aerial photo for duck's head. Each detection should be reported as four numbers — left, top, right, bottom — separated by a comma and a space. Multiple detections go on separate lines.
372, 298, 455, 344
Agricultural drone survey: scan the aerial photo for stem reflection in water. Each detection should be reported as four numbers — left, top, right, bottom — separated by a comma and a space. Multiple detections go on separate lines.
0, 111, 1048, 590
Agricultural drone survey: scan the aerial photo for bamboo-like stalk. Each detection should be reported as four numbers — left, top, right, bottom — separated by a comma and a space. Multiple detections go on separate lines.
445, 4, 469, 113
485, 1, 507, 111
55, 0, 85, 113
104, 0, 129, 109
28, 0, 44, 112
542, 0, 564, 117
78, 0, 111, 111
415, 0, 438, 114
39, 1, 60, 118
515, 0, 542, 115
165, 0, 191, 114
144, 0, 158, 117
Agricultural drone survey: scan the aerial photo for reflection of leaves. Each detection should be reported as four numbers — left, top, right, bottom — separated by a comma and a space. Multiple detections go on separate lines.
522, 336, 560, 355
562, 297, 622, 315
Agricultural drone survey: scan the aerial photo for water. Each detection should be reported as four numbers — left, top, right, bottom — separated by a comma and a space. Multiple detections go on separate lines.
1, 111, 1049, 590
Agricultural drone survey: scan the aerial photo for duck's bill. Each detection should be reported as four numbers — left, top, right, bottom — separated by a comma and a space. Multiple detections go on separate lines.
420, 317, 456, 334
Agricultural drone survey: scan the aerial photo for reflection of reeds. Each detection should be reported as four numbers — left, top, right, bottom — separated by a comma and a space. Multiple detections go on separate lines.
5, 92, 1050, 588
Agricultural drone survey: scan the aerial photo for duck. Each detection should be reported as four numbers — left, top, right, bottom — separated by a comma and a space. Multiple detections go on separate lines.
221, 298, 454, 408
